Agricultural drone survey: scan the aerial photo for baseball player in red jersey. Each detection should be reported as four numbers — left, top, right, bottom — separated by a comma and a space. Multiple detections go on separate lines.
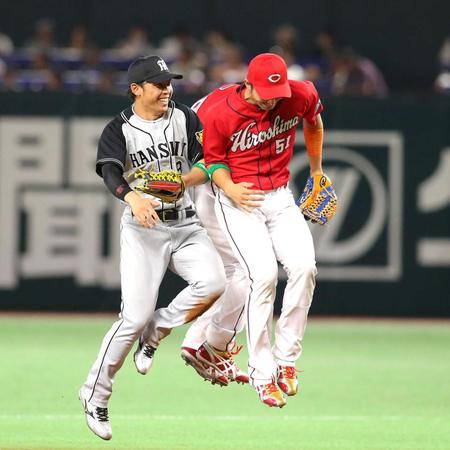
135, 53, 326, 408
187, 53, 324, 407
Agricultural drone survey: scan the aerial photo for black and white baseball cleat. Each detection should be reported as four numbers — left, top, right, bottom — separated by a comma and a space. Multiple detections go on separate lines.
79, 389, 112, 440
133, 339, 157, 375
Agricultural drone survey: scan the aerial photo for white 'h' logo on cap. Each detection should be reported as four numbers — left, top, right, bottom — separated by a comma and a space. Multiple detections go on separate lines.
157, 59, 169, 71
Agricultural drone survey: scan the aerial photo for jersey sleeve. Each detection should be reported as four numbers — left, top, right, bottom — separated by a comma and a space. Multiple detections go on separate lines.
301, 80, 324, 125
101, 162, 132, 201
176, 102, 204, 164
203, 112, 228, 167
96, 116, 127, 177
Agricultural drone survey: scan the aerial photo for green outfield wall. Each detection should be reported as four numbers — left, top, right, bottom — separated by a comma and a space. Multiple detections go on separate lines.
0, 93, 449, 316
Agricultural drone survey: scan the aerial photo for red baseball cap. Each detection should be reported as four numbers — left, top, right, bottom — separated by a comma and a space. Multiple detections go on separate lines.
247, 53, 291, 100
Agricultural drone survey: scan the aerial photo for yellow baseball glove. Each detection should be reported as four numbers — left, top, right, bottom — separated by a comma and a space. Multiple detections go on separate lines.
133, 169, 185, 203
296, 173, 338, 225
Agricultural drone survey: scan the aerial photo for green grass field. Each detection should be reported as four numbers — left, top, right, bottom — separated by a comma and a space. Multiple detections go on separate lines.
0, 314, 449, 450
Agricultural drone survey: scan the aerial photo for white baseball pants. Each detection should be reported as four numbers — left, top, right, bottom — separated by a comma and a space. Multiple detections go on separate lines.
81, 208, 225, 407
214, 186, 317, 385
182, 182, 249, 351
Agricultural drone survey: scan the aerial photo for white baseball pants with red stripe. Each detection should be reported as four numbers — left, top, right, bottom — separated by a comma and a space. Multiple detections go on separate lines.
185, 183, 317, 386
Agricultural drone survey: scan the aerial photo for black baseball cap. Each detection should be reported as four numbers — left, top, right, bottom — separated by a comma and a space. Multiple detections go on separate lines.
127, 56, 183, 84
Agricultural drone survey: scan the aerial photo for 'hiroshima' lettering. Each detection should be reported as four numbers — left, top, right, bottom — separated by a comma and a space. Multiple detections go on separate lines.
230, 115, 299, 152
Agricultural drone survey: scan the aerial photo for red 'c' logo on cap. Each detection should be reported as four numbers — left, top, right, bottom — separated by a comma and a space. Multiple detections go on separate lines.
268, 73, 281, 83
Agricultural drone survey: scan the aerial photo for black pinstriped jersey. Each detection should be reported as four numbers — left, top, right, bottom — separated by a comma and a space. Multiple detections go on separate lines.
96, 100, 203, 210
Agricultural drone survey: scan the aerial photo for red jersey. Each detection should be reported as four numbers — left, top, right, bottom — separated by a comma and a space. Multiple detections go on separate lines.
193, 81, 323, 190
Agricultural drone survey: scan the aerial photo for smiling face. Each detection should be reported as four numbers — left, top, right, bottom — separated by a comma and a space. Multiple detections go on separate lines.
243, 80, 281, 111
131, 80, 174, 120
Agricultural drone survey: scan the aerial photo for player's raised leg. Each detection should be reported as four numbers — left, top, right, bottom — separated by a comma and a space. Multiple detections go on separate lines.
269, 189, 317, 396
134, 224, 225, 373
181, 257, 247, 352
181, 183, 249, 384
180, 268, 249, 386
136, 183, 249, 384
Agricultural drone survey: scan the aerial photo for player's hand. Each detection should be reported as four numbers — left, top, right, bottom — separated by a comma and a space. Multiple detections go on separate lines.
224, 182, 265, 212
127, 193, 160, 228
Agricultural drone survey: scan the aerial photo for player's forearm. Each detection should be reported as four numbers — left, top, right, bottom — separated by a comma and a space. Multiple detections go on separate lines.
211, 166, 264, 211
303, 115, 324, 176
181, 161, 209, 188
308, 154, 323, 176
102, 163, 133, 201
210, 167, 234, 192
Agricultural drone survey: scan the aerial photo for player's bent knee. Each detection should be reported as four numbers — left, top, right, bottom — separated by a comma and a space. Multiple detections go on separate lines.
288, 261, 317, 281
194, 272, 226, 299
128, 318, 148, 336
121, 311, 152, 335
304, 262, 318, 279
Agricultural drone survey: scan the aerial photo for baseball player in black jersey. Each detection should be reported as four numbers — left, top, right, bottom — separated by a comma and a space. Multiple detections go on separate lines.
79, 56, 226, 440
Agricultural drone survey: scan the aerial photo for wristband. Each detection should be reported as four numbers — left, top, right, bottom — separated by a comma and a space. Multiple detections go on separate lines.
192, 161, 209, 179
207, 163, 231, 178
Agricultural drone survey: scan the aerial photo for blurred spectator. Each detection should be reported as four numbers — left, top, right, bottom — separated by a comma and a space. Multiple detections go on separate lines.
0, 57, 6, 79
59, 25, 95, 59
330, 47, 388, 98
14, 51, 62, 92
269, 24, 300, 58
62, 47, 103, 92
97, 70, 117, 94
303, 63, 331, 96
301, 29, 342, 96
434, 71, 450, 94
169, 46, 206, 94
285, 52, 305, 81
69, 25, 91, 52
0, 32, 10, 81
313, 29, 340, 68
283, 53, 305, 81
45, 70, 62, 91
0, 68, 20, 91
30, 51, 51, 71
203, 27, 232, 65
437, 35, 450, 69
0, 24, 399, 97
434, 36, 450, 95
271, 48, 305, 81
111, 25, 156, 59
0, 31, 14, 56
207, 43, 247, 90
269, 25, 306, 81
23, 18, 56, 56
158, 25, 199, 62
50, 24, 97, 74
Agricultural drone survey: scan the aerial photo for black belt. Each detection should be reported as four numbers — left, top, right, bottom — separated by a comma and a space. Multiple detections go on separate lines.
156, 207, 196, 222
